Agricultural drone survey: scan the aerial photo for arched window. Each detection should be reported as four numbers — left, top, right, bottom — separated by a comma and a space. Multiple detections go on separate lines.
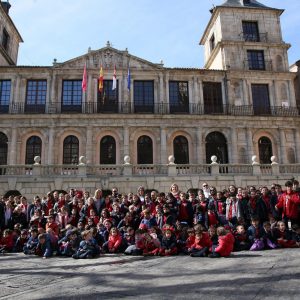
63, 135, 79, 164
205, 132, 228, 164
137, 135, 153, 164
25, 136, 42, 164
276, 55, 284, 72
0, 132, 8, 165
173, 135, 189, 164
258, 137, 273, 164
100, 136, 116, 164
287, 148, 296, 164
238, 147, 248, 164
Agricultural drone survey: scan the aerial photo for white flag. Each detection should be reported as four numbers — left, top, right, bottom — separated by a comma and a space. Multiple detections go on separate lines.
112, 65, 117, 90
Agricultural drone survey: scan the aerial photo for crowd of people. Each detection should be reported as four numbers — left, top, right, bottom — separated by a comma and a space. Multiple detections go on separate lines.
0, 180, 299, 259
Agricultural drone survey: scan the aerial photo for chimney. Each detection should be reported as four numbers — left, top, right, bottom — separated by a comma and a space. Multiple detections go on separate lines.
1, 1, 11, 14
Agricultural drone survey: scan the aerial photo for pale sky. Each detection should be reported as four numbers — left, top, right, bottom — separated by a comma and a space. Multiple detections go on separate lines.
8, 0, 300, 68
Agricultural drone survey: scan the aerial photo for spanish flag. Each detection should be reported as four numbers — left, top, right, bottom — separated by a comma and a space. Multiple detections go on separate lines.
98, 65, 104, 92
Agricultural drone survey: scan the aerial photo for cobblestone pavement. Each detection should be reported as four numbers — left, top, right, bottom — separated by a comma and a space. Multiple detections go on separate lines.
0, 249, 299, 300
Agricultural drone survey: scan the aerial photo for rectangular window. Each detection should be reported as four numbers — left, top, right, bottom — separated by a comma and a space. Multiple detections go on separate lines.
98, 80, 118, 113
25, 80, 47, 113
0, 80, 11, 113
203, 82, 223, 114
251, 84, 271, 115
2, 28, 9, 51
134, 81, 154, 113
242, 21, 259, 42
247, 50, 265, 70
169, 81, 189, 113
62, 80, 82, 113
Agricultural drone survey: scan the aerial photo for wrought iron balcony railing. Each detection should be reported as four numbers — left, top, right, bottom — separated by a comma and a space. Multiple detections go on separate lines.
2, 102, 299, 117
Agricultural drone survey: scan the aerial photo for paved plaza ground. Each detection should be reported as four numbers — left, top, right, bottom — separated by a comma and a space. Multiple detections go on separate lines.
0, 248, 299, 300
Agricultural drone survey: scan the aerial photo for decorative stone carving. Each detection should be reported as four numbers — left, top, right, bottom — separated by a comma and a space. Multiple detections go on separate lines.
271, 156, 278, 165
124, 155, 131, 165
168, 155, 175, 165
211, 155, 218, 165
78, 156, 86, 166
252, 155, 259, 165
34, 156, 41, 165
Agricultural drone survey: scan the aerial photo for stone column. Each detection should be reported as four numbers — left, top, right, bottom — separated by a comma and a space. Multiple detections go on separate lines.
231, 127, 238, 163
160, 127, 167, 164
159, 73, 164, 103
47, 127, 55, 165
46, 76, 51, 113
86, 126, 93, 164
196, 127, 203, 164
294, 129, 300, 163
246, 128, 254, 161
279, 128, 288, 164
242, 79, 249, 106
10, 127, 17, 165
288, 80, 297, 107
123, 126, 130, 157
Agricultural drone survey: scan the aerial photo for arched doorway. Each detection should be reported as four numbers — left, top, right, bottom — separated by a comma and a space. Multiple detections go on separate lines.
25, 136, 42, 164
0, 132, 8, 165
258, 137, 273, 164
63, 135, 79, 164
205, 132, 228, 164
137, 135, 153, 164
173, 135, 189, 164
100, 136, 116, 164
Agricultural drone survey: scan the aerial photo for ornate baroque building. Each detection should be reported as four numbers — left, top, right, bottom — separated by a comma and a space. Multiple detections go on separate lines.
0, 0, 299, 196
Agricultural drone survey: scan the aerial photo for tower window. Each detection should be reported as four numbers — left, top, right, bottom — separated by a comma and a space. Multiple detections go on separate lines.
210, 34, 215, 52
242, 21, 259, 42
2, 28, 9, 51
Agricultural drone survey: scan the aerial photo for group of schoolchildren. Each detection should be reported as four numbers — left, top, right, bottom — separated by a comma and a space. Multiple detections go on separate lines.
0, 180, 299, 259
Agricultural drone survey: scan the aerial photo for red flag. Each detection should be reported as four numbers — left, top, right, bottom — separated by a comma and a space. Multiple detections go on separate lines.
82, 64, 87, 92
98, 65, 104, 92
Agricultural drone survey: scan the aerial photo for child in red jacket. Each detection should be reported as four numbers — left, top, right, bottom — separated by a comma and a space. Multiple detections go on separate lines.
103, 227, 123, 253
209, 227, 235, 258
0, 229, 14, 253
190, 230, 212, 257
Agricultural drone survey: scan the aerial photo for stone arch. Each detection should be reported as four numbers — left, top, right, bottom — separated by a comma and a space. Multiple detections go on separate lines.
253, 130, 278, 163
63, 135, 79, 164
287, 148, 296, 164
95, 130, 121, 164
131, 130, 158, 164
0, 132, 8, 165
20, 131, 45, 164
57, 129, 83, 164
258, 136, 273, 164
25, 136, 42, 164
173, 135, 189, 164
238, 147, 248, 164
280, 83, 288, 103
276, 55, 284, 72
137, 135, 153, 164
167, 130, 194, 164
205, 131, 228, 164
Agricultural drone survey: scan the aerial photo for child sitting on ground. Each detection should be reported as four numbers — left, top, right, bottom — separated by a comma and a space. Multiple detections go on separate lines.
72, 230, 100, 259
0, 229, 14, 253
14, 229, 28, 252
23, 228, 39, 255
103, 227, 124, 254
209, 227, 235, 258
159, 229, 177, 256
35, 233, 53, 259
274, 221, 296, 248
190, 230, 212, 257
234, 225, 250, 251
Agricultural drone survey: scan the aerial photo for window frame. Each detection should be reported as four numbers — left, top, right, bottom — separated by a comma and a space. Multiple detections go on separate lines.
134, 80, 154, 113
242, 21, 259, 42
98, 80, 118, 113
247, 50, 265, 70
63, 135, 79, 164
25, 80, 47, 113
61, 80, 82, 113
25, 136, 42, 165
169, 81, 189, 113
0, 80, 11, 113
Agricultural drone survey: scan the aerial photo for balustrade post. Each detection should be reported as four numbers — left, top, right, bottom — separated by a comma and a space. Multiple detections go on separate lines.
271, 156, 280, 175
168, 155, 177, 176
210, 156, 219, 175
77, 156, 87, 177
32, 156, 41, 176
251, 155, 261, 176
123, 155, 132, 176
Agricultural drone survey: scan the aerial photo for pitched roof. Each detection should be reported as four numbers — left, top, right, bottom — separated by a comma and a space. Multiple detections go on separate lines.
219, 0, 272, 9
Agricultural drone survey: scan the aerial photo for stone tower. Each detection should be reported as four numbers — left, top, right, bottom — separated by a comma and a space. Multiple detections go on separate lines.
200, 0, 289, 72
0, 1, 23, 66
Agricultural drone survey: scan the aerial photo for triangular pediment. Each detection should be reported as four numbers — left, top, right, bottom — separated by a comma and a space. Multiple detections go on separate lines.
56, 46, 164, 71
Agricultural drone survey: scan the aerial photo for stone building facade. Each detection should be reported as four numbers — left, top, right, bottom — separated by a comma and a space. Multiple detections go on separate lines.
0, 0, 299, 197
